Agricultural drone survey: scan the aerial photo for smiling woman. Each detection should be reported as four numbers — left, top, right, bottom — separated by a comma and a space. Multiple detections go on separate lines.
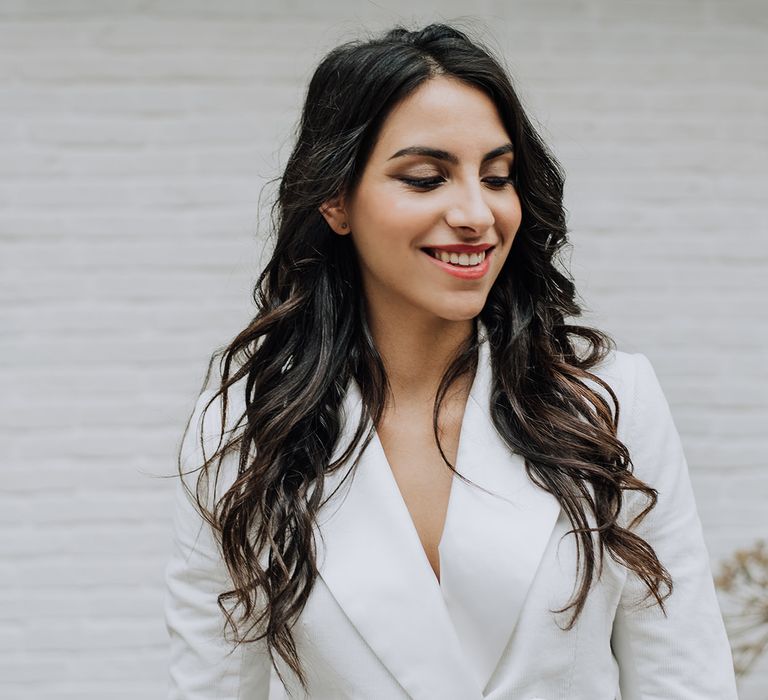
164, 21, 738, 700
319, 76, 521, 320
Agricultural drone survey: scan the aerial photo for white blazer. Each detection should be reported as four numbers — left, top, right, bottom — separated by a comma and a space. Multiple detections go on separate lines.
164, 325, 738, 699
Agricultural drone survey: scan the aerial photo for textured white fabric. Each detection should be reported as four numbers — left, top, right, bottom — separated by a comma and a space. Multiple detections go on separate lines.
164, 326, 738, 699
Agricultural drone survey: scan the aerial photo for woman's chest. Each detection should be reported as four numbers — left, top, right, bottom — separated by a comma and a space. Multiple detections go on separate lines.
287, 374, 629, 698
268, 508, 627, 699
375, 400, 466, 584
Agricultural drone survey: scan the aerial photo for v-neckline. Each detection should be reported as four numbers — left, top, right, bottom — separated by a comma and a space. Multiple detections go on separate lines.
372, 368, 479, 589
372, 429, 458, 587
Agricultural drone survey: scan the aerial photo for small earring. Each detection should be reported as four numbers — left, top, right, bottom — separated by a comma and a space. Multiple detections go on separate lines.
341, 222, 348, 229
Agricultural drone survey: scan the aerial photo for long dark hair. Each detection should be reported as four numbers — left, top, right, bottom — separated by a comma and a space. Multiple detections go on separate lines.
178, 21, 672, 693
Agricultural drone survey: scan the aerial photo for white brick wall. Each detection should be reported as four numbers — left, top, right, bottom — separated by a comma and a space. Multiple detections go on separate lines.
2, 1, 766, 698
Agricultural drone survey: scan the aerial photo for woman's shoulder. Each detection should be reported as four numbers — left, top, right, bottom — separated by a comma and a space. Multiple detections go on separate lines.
187, 379, 248, 449
581, 347, 668, 443
179, 376, 250, 506
580, 346, 639, 405
584, 347, 691, 510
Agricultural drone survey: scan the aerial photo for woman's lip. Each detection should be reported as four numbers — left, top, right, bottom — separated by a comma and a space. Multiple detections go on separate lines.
421, 246, 494, 279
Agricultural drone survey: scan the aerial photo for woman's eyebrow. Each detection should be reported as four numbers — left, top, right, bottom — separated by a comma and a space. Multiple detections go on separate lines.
387, 143, 514, 164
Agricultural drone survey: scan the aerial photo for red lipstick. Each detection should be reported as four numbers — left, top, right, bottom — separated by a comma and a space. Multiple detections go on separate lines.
421, 245, 495, 280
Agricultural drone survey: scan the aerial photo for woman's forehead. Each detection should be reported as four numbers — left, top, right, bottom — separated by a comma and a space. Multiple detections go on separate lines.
367, 80, 510, 162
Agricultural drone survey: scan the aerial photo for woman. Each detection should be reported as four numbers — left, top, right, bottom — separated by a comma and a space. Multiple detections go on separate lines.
164, 22, 738, 700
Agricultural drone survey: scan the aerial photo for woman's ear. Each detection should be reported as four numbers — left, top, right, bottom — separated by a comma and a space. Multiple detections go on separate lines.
318, 195, 351, 236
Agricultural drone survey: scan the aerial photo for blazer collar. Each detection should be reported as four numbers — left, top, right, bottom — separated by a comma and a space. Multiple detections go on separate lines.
312, 321, 562, 698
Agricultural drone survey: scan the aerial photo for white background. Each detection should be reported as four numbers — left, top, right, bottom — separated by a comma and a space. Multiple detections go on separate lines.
2, 1, 766, 698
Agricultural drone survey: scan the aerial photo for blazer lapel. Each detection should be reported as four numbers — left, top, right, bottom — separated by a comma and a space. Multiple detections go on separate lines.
313, 376, 482, 699
437, 330, 562, 692
313, 322, 561, 698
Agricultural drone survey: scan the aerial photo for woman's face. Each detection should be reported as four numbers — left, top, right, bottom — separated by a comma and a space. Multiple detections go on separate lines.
321, 75, 523, 326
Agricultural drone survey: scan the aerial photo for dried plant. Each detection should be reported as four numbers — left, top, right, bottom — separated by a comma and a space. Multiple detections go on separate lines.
714, 538, 768, 677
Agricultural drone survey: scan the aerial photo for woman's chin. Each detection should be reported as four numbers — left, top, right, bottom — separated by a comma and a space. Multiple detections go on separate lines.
431, 302, 487, 323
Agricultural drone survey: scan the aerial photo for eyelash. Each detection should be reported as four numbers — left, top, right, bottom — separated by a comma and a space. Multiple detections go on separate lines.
399, 176, 516, 190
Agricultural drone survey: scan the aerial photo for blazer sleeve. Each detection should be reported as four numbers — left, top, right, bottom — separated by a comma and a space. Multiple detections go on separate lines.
164, 389, 272, 700
610, 353, 738, 700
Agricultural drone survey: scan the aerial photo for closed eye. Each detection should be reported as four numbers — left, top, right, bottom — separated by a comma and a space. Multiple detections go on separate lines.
484, 176, 516, 189
398, 176, 444, 189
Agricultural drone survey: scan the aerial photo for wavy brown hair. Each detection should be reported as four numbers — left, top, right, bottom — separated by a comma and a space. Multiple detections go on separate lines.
177, 21, 673, 694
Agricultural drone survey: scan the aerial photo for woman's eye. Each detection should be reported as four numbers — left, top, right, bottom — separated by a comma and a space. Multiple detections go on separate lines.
484, 176, 516, 188
399, 176, 445, 189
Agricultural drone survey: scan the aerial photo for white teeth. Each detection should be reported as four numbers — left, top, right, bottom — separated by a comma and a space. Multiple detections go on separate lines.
431, 249, 486, 266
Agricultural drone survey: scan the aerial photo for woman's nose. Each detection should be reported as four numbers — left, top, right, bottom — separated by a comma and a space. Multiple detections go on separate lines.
444, 182, 495, 233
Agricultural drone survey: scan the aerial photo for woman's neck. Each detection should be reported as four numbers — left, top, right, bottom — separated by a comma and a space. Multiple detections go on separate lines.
367, 313, 475, 411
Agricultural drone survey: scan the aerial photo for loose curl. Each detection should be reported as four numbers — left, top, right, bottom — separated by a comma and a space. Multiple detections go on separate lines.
177, 21, 673, 694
